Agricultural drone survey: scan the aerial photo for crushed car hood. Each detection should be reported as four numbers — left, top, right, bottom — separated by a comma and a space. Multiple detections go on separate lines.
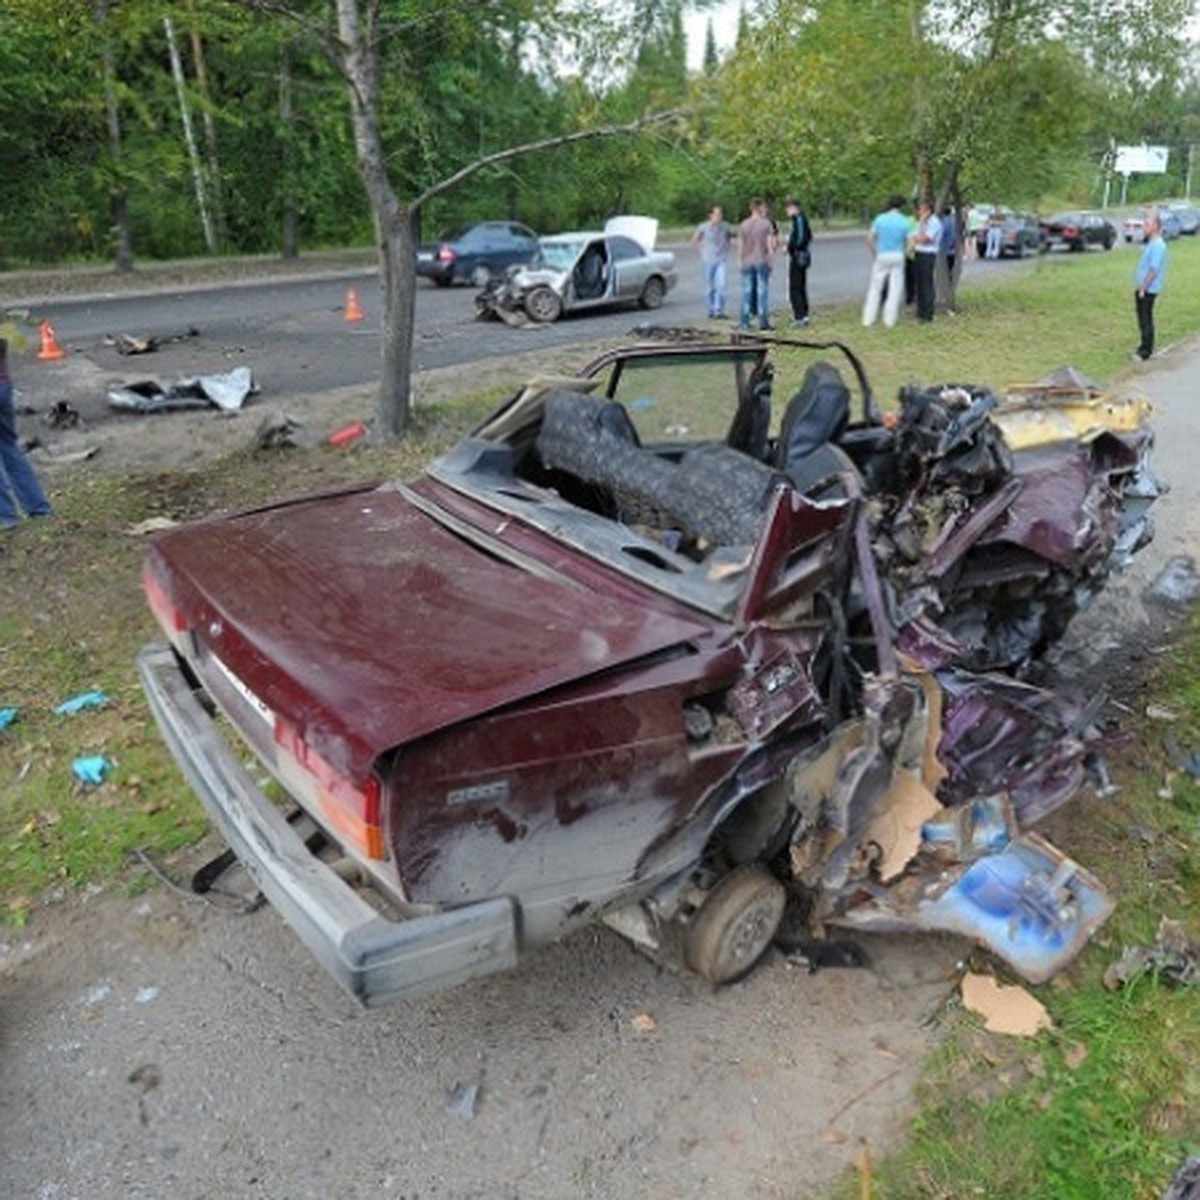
147, 483, 710, 779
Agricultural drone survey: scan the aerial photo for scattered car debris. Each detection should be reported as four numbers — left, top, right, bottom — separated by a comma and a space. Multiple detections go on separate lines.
253, 411, 307, 451
444, 1080, 481, 1120
1149, 555, 1200, 608
1102, 916, 1198, 990
0, 707, 19, 733
108, 365, 256, 413
55, 690, 109, 715
127, 517, 179, 536
1146, 704, 1181, 721
137, 332, 1160, 1005
43, 400, 81, 429
1161, 1156, 1200, 1200
630, 1012, 657, 1034
29, 443, 100, 466
72, 755, 113, 786
329, 421, 368, 448
960, 971, 1053, 1037
1162, 732, 1200, 779
777, 937, 871, 973
105, 327, 199, 355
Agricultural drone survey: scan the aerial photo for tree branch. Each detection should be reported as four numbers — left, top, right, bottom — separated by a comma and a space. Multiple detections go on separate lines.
409, 109, 686, 211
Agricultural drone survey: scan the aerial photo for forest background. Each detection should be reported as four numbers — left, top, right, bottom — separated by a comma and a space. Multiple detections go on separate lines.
4, 0, 1200, 274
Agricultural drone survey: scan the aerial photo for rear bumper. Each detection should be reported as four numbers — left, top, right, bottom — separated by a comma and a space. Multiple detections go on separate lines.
415, 260, 453, 282
137, 641, 519, 1007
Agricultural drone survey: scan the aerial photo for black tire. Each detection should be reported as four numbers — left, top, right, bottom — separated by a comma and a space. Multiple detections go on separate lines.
432, 276, 452, 288
525, 285, 563, 323
684, 864, 786, 985
638, 276, 666, 309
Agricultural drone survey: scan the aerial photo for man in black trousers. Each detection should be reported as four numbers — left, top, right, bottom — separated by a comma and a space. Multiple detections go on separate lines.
784, 197, 813, 326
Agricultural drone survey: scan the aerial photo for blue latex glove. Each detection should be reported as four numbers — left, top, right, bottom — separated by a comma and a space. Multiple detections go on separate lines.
0, 707, 18, 732
55, 691, 110, 715
72, 755, 112, 785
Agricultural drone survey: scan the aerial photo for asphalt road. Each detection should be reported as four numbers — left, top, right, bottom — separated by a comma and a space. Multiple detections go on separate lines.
16, 233, 1051, 424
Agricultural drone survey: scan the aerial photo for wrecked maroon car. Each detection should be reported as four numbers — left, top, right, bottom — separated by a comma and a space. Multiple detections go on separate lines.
138, 332, 1159, 1006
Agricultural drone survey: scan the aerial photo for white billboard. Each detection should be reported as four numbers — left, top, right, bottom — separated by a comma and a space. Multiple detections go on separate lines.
1115, 145, 1169, 175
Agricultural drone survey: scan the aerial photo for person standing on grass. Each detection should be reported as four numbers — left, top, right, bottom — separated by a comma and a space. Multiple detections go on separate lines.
0, 337, 52, 536
784, 196, 813, 326
1133, 210, 1167, 361
913, 198, 943, 323
738, 197, 777, 331
692, 203, 732, 320
862, 194, 909, 327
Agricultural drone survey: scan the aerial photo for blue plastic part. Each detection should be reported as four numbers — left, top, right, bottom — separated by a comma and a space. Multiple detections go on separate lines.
72, 755, 112, 785
919, 835, 1114, 983
56, 690, 110, 715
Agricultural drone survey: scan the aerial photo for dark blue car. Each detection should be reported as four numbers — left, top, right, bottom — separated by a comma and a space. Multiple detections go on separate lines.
416, 220, 539, 287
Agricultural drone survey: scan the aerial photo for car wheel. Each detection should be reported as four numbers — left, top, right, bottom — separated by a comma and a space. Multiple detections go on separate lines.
638, 276, 666, 310
470, 265, 492, 288
432, 276, 452, 288
684, 864, 786, 985
524, 286, 563, 324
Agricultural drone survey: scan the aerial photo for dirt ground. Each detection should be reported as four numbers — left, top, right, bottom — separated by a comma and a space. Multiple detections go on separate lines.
2, 304, 1199, 1199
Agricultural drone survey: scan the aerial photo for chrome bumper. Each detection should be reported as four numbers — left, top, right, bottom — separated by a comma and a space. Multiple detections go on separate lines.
137, 642, 519, 1007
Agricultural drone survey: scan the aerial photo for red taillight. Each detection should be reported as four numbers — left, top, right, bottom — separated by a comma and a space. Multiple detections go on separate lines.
437, 246, 456, 263
274, 717, 384, 860
143, 560, 187, 635
1064, 225, 1078, 238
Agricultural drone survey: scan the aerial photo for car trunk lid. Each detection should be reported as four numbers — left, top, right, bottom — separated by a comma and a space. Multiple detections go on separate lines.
145, 483, 710, 781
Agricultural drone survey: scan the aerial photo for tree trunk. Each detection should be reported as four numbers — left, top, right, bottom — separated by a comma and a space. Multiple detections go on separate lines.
95, 0, 133, 272
279, 40, 298, 260
165, 16, 216, 254
189, 28, 227, 248
336, 0, 413, 439
380, 206, 418, 438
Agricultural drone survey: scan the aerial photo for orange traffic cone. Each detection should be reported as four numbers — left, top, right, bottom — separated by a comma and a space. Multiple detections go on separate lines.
344, 288, 364, 322
37, 320, 66, 361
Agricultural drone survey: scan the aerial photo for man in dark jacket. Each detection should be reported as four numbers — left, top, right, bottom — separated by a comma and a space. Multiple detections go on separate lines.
784, 197, 813, 325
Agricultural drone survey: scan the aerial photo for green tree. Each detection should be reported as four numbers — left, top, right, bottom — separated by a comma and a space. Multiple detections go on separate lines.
704, 0, 1193, 301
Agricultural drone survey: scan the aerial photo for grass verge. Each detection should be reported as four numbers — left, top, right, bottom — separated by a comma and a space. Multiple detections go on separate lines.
1, 241, 1198, 1196
0, 402, 486, 922
810, 245, 1200, 1198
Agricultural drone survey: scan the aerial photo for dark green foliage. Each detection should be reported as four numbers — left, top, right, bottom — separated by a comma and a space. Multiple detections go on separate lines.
2, 0, 1198, 267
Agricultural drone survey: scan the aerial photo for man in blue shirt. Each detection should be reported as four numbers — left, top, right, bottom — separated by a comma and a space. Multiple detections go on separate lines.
1134, 210, 1167, 361
862, 195, 911, 327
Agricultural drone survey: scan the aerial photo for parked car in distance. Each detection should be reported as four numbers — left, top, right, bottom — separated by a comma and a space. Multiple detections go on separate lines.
416, 220, 539, 287
1167, 201, 1199, 235
475, 216, 677, 323
1039, 211, 1115, 252
138, 331, 1160, 1007
1124, 207, 1182, 243
975, 210, 1043, 258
